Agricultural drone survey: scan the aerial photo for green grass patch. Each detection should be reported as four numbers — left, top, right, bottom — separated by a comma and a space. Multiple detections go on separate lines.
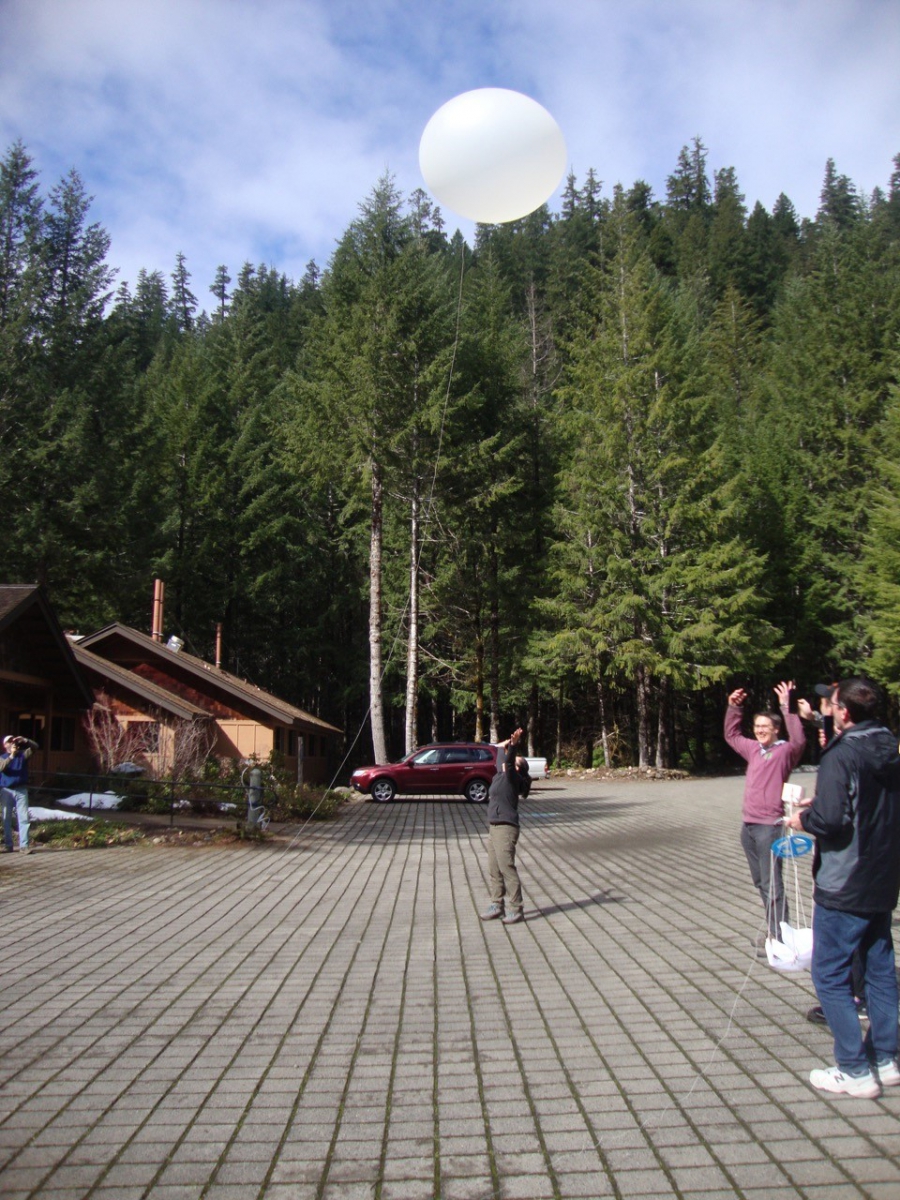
32, 819, 144, 850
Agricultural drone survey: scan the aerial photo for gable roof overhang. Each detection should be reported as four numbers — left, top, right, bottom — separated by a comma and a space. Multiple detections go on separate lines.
78, 623, 342, 736
71, 644, 212, 723
0, 584, 94, 710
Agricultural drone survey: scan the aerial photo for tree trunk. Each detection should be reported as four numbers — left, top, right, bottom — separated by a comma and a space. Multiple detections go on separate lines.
597, 678, 611, 768
527, 682, 538, 756
655, 677, 670, 769
555, 678, 564, 765
474, 639, 485, 742
692, 690, 707, 770
636, 665, 651, 768
404, 485, 419, 755
369, 464, 388, 763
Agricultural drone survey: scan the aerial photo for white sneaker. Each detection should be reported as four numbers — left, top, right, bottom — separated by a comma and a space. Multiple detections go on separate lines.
876, 1059, 900, 1087
809, 1065, 881, 1098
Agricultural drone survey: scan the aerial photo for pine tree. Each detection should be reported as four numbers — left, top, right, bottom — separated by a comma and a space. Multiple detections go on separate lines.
818, 158, 861, 230
666, 138, 712, 213
752, 214, 895, 673
860, 370, 900, 692
290, 176, 457, 759
210, 265, 231, 321
42, 169, 114, 350
0, 140, 42, 327
0, 142, 44, 526
550, 204, 779, 766
424, 248, 529, 742
708, 166, 748, 299
170, 252, 197, 332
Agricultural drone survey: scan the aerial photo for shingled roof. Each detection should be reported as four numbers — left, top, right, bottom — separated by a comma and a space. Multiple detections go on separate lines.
71, 643, 211, 722
77, 623, 341, 735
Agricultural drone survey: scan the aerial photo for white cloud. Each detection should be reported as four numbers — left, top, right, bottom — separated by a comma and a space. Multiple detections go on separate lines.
1, 0, 897, 298
517, 0, 900, 213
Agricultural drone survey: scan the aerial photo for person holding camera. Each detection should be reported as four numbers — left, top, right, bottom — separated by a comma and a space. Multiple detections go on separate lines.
1, 734, 38, 854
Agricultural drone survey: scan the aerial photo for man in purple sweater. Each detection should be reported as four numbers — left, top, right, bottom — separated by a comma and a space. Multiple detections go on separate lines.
725, 682, 807, 944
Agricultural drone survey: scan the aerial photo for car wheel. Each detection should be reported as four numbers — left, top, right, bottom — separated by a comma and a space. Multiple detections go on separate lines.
465, 778, 489, 804
370, 778, 396, 803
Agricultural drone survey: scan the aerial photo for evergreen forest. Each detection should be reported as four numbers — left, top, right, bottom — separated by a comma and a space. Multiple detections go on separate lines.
2, 137, 900, 773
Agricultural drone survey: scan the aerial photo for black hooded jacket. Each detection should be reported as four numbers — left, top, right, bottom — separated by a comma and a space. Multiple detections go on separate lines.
487, 761, 529, 826
800, 720, 900, 912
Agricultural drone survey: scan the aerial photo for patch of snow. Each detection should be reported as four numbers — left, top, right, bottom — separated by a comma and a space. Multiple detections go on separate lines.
57, 792, 124, 810
29, 807, 92, 822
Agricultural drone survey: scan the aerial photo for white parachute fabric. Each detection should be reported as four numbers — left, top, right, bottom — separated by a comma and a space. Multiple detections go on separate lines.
766, 921, 813, 972
766, 786, 814, 972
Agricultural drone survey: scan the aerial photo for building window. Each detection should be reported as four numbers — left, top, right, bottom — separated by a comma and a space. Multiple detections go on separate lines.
15, 714, 45, 746
275, 728, 297, 756
141, 722, 160, 753
50, 716, 76, 752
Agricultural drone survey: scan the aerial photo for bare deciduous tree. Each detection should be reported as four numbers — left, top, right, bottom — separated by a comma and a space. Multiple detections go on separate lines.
159, 718, 215, 782
82, 692, 155, 773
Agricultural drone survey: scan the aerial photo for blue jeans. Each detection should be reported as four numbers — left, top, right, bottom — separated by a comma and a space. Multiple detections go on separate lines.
2, 786, 30, 849
812, 905, 898, 1075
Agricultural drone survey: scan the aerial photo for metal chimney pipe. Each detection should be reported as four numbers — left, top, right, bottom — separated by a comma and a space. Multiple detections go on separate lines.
215, 622, 223, 669
152, 579, 165, 642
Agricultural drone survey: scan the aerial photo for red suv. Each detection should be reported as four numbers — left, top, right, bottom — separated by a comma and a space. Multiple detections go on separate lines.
350, 743, 499, 803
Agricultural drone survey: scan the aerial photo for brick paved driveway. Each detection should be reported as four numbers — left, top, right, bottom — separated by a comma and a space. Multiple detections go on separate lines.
1, 774, 899, 1199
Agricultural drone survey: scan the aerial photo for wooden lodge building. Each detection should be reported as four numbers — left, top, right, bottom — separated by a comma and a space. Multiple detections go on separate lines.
0, 584, 341, 784
0, 585, 95, 777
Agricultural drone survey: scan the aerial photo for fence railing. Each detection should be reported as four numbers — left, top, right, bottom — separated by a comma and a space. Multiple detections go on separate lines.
25, 771, 280, 826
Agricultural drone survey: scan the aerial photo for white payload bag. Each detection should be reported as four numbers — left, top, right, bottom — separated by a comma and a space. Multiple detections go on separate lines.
766, 921, 813, 972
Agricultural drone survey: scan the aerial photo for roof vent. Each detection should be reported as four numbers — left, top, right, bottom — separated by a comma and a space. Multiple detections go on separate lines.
166, 635, 184, 653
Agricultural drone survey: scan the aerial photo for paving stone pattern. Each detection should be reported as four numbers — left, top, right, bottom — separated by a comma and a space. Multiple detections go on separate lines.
1, 774, 899, 1200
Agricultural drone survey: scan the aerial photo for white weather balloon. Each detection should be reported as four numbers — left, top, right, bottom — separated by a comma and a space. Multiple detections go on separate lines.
419, 88, 567, 224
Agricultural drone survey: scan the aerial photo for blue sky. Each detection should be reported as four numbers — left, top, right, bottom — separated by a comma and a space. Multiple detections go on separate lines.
1, 0, 898, 304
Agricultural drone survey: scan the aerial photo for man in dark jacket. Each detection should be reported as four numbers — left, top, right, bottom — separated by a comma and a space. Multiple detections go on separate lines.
786, 677, 900, 1098
481, 729, 528, 926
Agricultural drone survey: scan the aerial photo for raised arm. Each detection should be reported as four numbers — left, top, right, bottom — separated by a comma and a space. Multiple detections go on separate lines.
724, 692, 755, 761
774, 682, 806, 765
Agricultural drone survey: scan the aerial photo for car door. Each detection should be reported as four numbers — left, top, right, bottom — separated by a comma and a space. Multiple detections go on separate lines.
436, 746, 476, 792
395, 746, 444, 794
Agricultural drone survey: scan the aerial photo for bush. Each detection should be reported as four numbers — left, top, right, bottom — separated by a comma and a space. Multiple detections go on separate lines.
267, 781, 340, 822
42, 756, 342, 824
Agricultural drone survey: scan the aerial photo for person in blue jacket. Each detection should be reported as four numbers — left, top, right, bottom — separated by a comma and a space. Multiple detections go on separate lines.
1, 734, 38, 854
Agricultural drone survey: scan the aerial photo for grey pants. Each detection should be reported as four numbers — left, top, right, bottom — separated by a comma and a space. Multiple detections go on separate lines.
741, 821, 787, 938
487, 823, 521, 913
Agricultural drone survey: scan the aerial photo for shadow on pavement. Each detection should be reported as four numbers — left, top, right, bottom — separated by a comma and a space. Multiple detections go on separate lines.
527, 888, 624, 918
